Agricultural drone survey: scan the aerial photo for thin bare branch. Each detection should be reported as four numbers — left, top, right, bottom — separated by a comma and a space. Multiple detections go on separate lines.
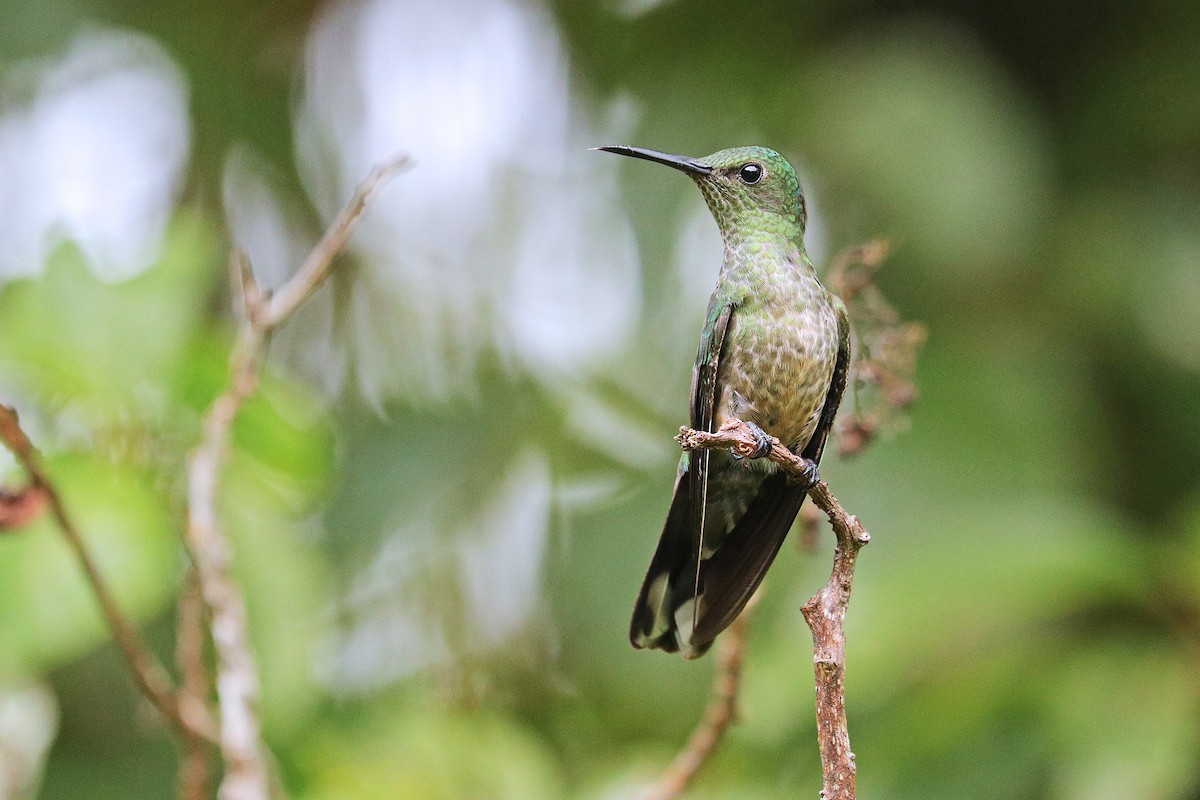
798, 501, 822, 554
230, 248, 268, 326
677, 418, 870, 800
185, 154, 408, 800
263, 153, 412, 328
0, 404, 219, 745
643, 592, 760, 800
186, 321, 268, 800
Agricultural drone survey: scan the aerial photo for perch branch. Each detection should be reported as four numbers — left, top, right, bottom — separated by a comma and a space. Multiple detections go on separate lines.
184, 153, 410, 800
799, 477, 869, 800
643, 592, 760, 800
677, 418, 870, 800
0, 404, 218, 745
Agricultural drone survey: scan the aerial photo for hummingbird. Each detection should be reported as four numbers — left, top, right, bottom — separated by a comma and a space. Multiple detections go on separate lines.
595, 144, 850, 658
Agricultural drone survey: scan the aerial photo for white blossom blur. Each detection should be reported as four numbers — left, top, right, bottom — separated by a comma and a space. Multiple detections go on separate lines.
317, 451, 553, 691
0, 29, 189, 282
270, 0, 641, 400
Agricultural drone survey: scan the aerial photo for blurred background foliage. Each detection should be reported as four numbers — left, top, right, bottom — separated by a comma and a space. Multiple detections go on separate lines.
0, 0, 1198, 797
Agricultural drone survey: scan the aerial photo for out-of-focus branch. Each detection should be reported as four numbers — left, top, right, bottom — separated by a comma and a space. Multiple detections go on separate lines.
798, 500, 823, 554
184, 153, 410, 800
677, 418, 870, 800
262, 156, 411, 328
642, 592, 760, 800
0, 404, 219, 745
826, 240, 925, 458
186, 270, 271, 800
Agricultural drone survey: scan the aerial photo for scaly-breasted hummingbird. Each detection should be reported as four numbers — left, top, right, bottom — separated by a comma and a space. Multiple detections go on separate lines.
595, 145, 850, 658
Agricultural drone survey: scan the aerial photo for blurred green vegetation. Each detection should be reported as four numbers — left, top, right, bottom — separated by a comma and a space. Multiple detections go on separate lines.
1, 0, 1199, 798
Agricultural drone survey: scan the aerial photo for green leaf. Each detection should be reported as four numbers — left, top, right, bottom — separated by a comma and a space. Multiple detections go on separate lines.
0, 454, 178, 672
0, 213, 221, 415
1044, 640, 1200, 799
298, 705, 563, 800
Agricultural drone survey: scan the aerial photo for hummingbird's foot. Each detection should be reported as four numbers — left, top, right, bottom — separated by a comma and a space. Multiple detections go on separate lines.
793, 458, 820, 490
731, 421, 774, 461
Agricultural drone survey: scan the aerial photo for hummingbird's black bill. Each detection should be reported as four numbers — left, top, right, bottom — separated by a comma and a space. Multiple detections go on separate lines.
592, 145, 713, 175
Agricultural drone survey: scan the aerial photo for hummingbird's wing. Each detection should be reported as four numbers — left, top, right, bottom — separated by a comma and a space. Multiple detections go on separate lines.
686, 298, 735, 570
692, 298, 851, 644
802, 296, 851, 463
628, 299, 733, 656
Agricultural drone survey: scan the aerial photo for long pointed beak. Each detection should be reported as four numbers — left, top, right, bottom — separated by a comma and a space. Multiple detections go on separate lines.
591, 145, 713, 175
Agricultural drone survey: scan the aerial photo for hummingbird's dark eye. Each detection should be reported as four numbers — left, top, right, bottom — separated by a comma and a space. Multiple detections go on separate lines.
738, 163, 763, 185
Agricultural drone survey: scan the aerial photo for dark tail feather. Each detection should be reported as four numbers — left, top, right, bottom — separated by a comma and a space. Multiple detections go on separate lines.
692, 472, 805, 644
630, 468, 806, 658
629, 471, 697, 655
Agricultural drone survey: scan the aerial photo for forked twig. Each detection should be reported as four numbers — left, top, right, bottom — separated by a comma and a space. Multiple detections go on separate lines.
0, 405, 218, 746
184, 153, 410, 800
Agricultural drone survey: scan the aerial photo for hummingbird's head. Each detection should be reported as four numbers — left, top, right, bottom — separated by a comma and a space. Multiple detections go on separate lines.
593, 144, 807, 239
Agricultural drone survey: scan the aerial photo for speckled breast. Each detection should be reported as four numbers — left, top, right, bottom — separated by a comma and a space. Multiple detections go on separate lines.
717, 280, 840, 452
